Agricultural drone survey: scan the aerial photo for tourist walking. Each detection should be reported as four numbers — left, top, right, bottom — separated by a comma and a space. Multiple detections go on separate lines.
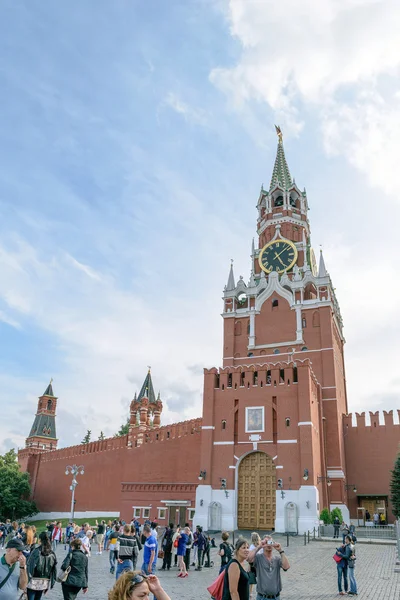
340, 522, 349, 544
0, 539, 28, 600
195, 526, 207, 571
333, 515, 340, 539
142, 525, 158, 576
335, 537, 352, 595
108, 571, 171, 600
218, 531, 233, 575
108, 526, 120, 575
26, 531, 57, 600
171, 526, 180, 568
51, 522, 62, 552
130, 525, 142, 557
373, 512, 379, 527
176, 527, 189, 578
60, 539, 88, 600
184, 524, 193, 572
160, 523, 174, 571
223, 538, 250, 600
247, 535, 290, 600
96, 521, 106, 555
115, 525, 139, 580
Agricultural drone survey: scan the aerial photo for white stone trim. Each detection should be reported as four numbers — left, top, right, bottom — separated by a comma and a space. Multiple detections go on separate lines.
276, 466, 284, 469
237, 440, 274, 444
229, 466, 236, 469
213, 441, 235, 445
201, 426, 215, 430
298, 422, 313, 426
322, 386, 336, 389
227, 347, 334, 360
323, 398, 337, 401
277, 439, 298, 443
327, 469, 345, 479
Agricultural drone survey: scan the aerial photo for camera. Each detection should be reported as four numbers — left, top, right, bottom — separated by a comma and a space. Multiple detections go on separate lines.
267, 540, 274, 545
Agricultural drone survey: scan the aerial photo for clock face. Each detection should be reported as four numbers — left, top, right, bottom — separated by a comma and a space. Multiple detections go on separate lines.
259, 239, 298, 274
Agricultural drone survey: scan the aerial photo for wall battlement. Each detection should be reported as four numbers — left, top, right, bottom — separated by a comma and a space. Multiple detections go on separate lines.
343, 410, 400, 429
129, 418, 202, 444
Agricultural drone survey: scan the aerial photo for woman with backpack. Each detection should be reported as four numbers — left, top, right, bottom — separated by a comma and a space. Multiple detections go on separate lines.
160, 523, 174, 571
218, 531, 233, 574
60, 538, 88, 600
26, 531, 57, 600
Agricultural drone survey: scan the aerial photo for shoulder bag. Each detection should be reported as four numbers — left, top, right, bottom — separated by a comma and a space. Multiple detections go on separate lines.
28, 578, 50, 591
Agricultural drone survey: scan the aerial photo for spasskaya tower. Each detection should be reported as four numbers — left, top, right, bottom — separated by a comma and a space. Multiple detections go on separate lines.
195, 127, 349, 534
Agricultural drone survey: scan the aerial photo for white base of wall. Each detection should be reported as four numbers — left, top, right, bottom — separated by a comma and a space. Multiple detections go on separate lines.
31, 511, 120, 521
275, 486, 320, 535
195, 485, 236, 531
330, 504, 350, 524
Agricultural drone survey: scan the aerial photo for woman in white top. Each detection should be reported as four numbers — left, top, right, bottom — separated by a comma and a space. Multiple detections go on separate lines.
172, 526, 181, 568
248, 532, 260, 599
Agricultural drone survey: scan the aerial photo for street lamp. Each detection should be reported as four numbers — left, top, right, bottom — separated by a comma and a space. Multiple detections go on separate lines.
65, 465, 84, 521
344, 483, 357, 494
317, 475, 332, 486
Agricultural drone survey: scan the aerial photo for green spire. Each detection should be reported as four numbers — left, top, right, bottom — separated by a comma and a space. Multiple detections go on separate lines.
137, 368, 156, 404
43, 379, 55, 397
269, 125, 293, 192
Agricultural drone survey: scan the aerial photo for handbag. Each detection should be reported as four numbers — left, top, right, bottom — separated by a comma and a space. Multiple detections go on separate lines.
56, 565, 71, 583
207, 569, 225, 600
28, 578, 50, 591
157, 549, 164, 559
173, 539, 179, 548
333, 553, 342, 563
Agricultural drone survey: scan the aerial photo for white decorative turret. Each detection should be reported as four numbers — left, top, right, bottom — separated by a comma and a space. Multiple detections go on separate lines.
318, 250, 328, 277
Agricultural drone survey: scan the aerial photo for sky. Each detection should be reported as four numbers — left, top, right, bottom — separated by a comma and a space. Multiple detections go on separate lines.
0, 0, 399, 452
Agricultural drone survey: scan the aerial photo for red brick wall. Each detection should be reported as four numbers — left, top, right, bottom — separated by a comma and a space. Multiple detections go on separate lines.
343, 411, 400, 522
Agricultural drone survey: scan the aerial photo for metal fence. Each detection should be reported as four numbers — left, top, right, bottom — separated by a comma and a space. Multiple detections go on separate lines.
319, 524, 396, 540
396, 520, 400, 557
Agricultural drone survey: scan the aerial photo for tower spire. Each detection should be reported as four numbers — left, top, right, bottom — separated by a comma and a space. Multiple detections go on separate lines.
226, 259, 236, 291
318, 249, 328, 277
269, 126, 293, 191
137, 369, 156, 404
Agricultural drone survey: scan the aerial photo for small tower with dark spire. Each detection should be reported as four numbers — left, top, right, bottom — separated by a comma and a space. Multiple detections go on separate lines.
25, 380, 58, 451
128, 369, 163, 448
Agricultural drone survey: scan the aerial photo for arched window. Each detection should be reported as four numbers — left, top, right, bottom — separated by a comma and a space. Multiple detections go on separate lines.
222, 384, 225, 390
253, 371, 258, 385
234, 321, 242, 336
272, 299, 279, 308
301, 346, 308, 352
227, 374, 232, 388
285, 417, 291, 427
248, 352, 254, 357
240, 372, 245, 387
47, 399, 52, 410
273, 349, 280, 354
221, 420, 226, 430
274, 195, 284, 207
279, 369, 284, 383
215, 374, 220, 388
302, 317, 307, 328
266, 370, 271, 384
293, 367, 298, 382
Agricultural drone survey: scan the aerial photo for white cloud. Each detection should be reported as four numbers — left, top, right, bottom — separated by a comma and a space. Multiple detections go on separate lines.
162, 92, 207, 125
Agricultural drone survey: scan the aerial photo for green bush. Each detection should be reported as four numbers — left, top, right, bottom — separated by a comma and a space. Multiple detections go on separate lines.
320, 508, 331, 524
330, 507, 343, 523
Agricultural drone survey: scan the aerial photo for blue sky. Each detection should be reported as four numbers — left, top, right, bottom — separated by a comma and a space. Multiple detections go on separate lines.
1, 0, 399, 451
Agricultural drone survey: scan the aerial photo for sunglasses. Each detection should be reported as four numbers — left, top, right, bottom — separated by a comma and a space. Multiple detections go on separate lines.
129, 573, 148, 589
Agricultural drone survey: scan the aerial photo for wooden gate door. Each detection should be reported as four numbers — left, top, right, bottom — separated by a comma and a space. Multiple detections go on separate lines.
237, 452, 276, 530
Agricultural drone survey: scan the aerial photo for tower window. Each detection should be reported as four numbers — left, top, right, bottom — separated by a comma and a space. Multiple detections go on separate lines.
47, 400, 52, 410
248, 352, 254, 357
272, 299, 279, 308
222, 420, 226, 430
279, 369, 284, 383
228, 374, 232, 388
301, 346, 308, 351
285, 417, 291, 427
293, 367, 298, 383
266, 370, 271, 385
234, 383, 237, 389
215, 374, 220, 389
273, 349, 280, 355
240, 373, 245, 387
167, 431, 170, 439
222, 384, 225, 390
274, 196, 283, 207
253, 371, 258, 385
302, 318, 307, 328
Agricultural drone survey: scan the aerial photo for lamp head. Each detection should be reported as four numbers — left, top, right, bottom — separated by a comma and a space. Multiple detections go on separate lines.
327, 479, 332, 487
303, 468, 309, 481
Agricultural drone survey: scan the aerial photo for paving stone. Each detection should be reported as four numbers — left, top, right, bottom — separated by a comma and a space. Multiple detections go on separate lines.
44, 535, 400, 600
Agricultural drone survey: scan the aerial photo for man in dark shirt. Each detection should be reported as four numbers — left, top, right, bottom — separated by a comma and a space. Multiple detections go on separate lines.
115, 525, 138, 580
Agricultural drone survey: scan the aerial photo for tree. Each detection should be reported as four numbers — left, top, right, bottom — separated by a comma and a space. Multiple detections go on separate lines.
390, 452, 400, 518
98, 431, 105, 441
319, 508, 331, 524
331, 507, 343, 523
81, 430, 92, 444
115, 418, 129, 437
0, 450, 38, 520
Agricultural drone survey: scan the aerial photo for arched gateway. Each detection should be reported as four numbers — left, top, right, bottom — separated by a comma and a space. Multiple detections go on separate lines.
237, 452, 276, 530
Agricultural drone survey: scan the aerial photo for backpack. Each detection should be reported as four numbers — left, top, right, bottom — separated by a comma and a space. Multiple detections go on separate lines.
221, 542, 232, 565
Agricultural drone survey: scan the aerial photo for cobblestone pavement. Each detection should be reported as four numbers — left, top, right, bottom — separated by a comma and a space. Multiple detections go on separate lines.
43, 535, 399, 600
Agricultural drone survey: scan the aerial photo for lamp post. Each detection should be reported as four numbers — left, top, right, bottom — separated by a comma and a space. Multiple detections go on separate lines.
65, 465, 84, 521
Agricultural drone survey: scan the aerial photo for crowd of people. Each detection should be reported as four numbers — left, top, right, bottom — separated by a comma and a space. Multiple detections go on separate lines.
1, 515, 365, 599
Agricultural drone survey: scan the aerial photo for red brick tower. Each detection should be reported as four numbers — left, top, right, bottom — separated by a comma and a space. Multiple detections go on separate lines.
127, 369, 163, 448
195, 127, 348, 533
18, 381, 58, 474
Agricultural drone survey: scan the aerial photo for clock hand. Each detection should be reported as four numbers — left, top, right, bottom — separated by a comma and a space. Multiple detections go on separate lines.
274, 245, 290, 259
274, 252, 285, 266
